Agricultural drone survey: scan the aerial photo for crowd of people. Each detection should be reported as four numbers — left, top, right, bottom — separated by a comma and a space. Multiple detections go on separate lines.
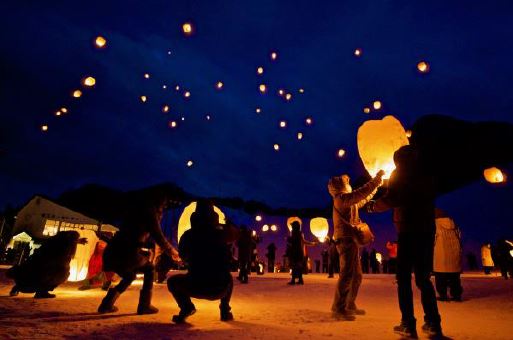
5, 144, 513, 339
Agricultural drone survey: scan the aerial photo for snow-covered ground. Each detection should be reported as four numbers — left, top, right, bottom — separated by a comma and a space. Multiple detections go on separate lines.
1, 270, 512, 339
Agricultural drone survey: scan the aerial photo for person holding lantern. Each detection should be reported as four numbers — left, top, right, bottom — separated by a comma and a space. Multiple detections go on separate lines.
286, 221, 317, 285
328, 169, 384, 320
368, 145, 443, 338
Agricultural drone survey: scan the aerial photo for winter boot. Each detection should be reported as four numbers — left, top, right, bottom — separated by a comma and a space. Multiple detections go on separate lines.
137, 289, 159, 315
393, 321, 418, 338
34, 291, 56, 299
220, 303, 234, 322
98, 288, 120, 314
172, 306, 196, 323
421, 322, 443, 338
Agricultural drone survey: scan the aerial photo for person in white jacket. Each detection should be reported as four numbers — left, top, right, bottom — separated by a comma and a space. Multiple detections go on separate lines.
433, 209, 463, 301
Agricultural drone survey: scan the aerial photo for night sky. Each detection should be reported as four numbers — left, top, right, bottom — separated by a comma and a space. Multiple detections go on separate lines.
1, 1, 512, 251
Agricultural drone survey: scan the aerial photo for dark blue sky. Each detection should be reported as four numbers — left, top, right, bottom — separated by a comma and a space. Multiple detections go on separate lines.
1, 1, 512, 248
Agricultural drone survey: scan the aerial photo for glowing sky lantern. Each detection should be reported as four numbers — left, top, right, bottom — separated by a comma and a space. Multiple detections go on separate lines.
60, 107, 68, 113
55, 110, 62, 116
182, 22, 193, 35
162, 85, 167, 89
216, 81, 224, 89
259, 84, 267, 93
262, 224, 269, 232
483, 167, 506, 183
279, 120, 287, 128
184, 91, 191, 98
175, 85, 180, 91
354, 48, 362, 57
95, 36, 107, 48
299, 88, 305, 93
270, 51, 278, 60
257, 66, 264, 75
376, 252, 383, 264
140, 95, 147, 102
363, 107, 371, 114
187, 160, 194, 167
373, 100, 382, 110
285, 93, 292, 101
287, 216, 302, 231
305, 117, 313, 125
72, 90, 82, 98
310, 217, 329, 241
278, 89, 284, 96
41, 125, 48, 132
417, 61, 430, 73
357, 115, 410, 179
297, 132, 303, 140
255, 215, 262, 222
144, 73, 150, 79
83, 76, 96, 87
337, 149, 346, 158
162, 105, 170, 113
181, 116, 185, 121
255, 107, 261, 113
270, 224, 277, 232
273, 144, 280, 151
206, 114, 211, 120
169, 121, 177, 128
177, 202, 226, 242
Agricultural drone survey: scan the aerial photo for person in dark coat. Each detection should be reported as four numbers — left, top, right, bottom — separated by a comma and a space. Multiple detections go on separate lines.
7, 230, 87, 298
287, 221, 316, 285
370, 248, 380, 274
237, 225, 253, 283
369, 145, 442, 338
327, 238, 339, 278
361, 248, 370, 274
167, 200, 238, 323
495, 239, 513, 279
266, 243, 277, 273
98, 186, 179, 315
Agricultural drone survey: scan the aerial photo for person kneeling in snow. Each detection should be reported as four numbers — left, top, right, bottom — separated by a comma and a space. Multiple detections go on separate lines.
167, 200, 238, 323
7, 230, 87, 298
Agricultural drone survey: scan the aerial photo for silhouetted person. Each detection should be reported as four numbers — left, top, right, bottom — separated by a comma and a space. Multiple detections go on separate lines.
481, 243, 494, 274
98, 186, 179, 315
495, 239, 513, 279
369, 145, 442, 338
8, 231, 87, 298
167, 200, 238, 323
361, 248, 370, 274
266, 243, 277, 273
370, 248, 380, 274
328, 238, 339, 278
386, 241, 398, 274
321, 248, 329, 274
433, 209, 463, 301
466, 252, 478, 271
328, 170, 383, 319
237, 226, 252, 283
79, 239, 114, 291
286, 221, 316, 285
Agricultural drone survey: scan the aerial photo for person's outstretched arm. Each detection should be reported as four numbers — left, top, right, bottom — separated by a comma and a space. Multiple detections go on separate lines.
336, 171, 384, 209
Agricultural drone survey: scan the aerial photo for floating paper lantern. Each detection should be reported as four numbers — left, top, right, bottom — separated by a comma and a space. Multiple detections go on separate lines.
354, 48, 362, 57
287, 216, 302, 231
175, 85, 180, 91
363, 107, 371, 114
279, 121, 287, 128
83, 76, 96, 87
417, 61, 430, 73
184, 91, 191, 98
285, 93, 292, 101
297, 132, 303, 140
305, 117, 313, 125
337, 149, 346, 158
259, 84, 267, 93
177, 202, 226, 242
256, 107, 261, 113
357, 115, 410, 179
41, 125, 48, 132
187, 160, 194, 167
262, 224, 269, 232
140, 95, 147, 103
182, 22, 193, 35
181, 117, 185, 121
299, 88, 305, 93
373, 100, 382, 110
257, 67, 264, 75
270, 52, 278, 60
72, 90, 82, 98
206, 114, 211, 120
310, 217, 329, 241
167, 51, 172, 55
60, 107, 68, 113
55, 111, 62, 116
162, 105, 169, 113
95, 36, 106, 48
270, 225, 277, 232
483, 167, 506, 183
278, 89, 284, 96
273, 144, 280, 151
162, 85, 167, 89
255, 215, 262, 222
216, 81, 224, 89
144, 73, 150, 79
169, 121, 177, 128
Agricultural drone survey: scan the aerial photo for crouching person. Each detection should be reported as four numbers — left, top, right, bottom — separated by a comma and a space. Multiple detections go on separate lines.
167, 200, 238, 323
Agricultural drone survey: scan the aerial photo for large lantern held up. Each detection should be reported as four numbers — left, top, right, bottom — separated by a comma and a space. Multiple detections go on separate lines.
310, 217, 329, 241
357, 115, 410, 179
